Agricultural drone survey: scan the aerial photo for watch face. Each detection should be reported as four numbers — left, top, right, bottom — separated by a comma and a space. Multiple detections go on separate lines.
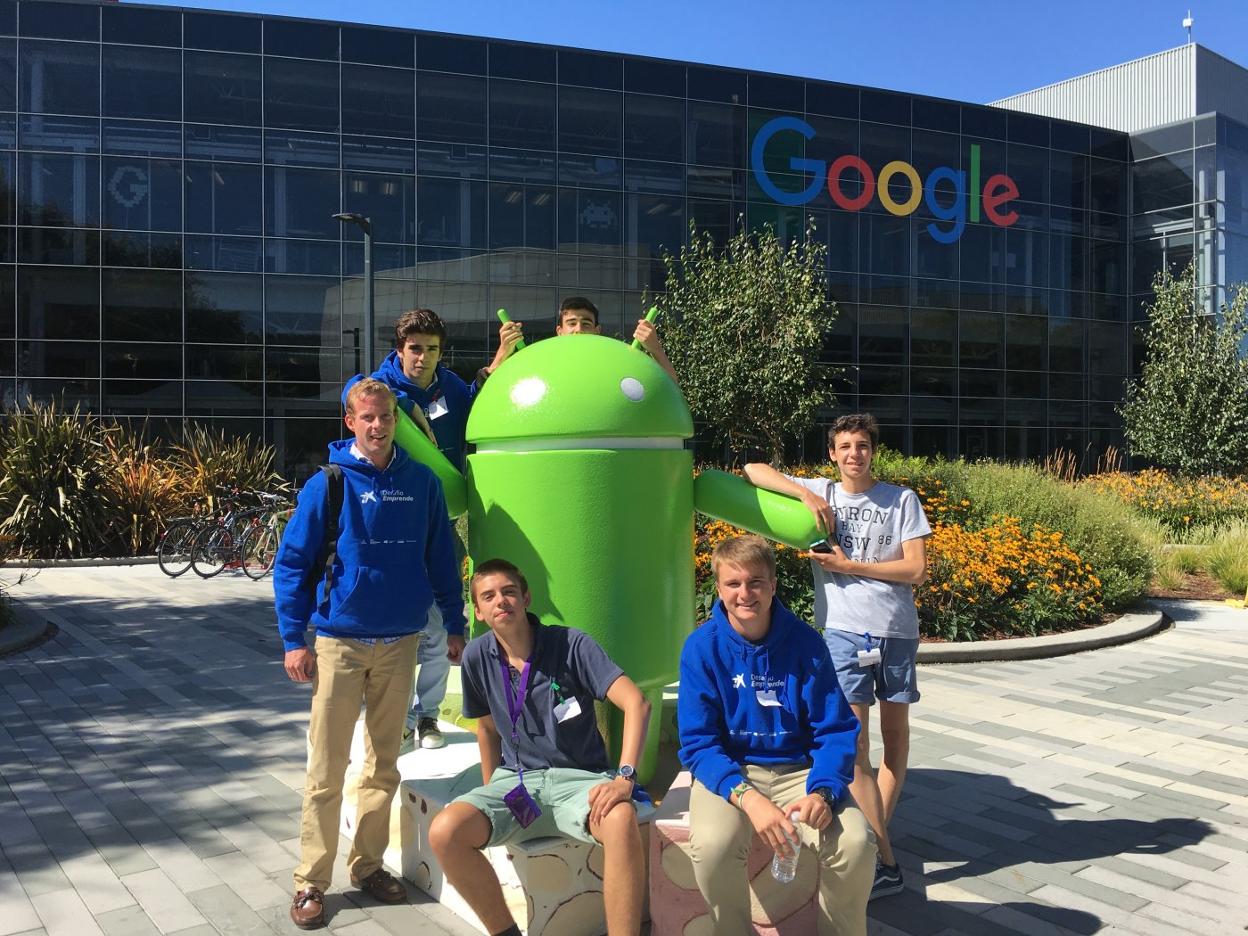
619, 765, 636, 779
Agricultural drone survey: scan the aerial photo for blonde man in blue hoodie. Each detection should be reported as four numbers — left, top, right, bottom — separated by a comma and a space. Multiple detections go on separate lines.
678, 535, 874, 935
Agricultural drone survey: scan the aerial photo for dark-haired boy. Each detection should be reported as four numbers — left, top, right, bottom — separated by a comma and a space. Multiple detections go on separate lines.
492, 296, 679, 383
429, 559, 652, 936
743, 414, 931, 900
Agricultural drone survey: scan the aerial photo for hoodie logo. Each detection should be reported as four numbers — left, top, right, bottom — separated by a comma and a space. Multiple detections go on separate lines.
360, 491, 378, 505
732, 674, 746, 689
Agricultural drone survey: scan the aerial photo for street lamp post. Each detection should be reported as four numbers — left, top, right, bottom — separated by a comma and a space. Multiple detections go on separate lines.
333, 212, 374, 374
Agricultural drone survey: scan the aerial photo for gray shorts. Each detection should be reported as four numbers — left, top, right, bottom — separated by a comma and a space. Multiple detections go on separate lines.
824, 629, 920, 705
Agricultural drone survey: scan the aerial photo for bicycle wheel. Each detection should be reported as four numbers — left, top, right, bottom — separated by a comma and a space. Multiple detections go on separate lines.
239, 522, 279, 580
157, 519, 199, 578
190, 525, 232, 579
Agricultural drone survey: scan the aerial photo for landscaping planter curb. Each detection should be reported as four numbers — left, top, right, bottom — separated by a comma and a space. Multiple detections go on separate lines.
0, 602, 55, 657
0, 556, 159, 568
916, 607, 1168, 664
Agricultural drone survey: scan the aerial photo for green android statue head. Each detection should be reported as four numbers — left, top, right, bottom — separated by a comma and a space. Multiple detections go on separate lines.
467, 334, 693, 448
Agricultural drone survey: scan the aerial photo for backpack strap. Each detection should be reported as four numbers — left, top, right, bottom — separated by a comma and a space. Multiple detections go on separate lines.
315, 464, 344, 605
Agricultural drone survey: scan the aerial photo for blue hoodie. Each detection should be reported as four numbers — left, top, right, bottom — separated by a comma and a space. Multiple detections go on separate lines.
343, 353, 478, 471
677, 599, 859, 803
272, 440, 466, 651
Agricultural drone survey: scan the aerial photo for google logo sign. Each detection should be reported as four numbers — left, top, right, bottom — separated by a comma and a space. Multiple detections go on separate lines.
751, 116, 1019, 244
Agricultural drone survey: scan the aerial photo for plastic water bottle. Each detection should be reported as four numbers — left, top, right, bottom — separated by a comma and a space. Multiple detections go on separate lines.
771, 813, 802, 883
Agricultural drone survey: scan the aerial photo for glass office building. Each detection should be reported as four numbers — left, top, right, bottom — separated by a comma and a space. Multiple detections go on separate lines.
0, 0, 1173, 476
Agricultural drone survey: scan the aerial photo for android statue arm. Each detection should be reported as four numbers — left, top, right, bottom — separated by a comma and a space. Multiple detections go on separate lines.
693, 469, 827, 551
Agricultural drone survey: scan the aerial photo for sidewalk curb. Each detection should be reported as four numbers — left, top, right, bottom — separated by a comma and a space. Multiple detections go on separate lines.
0, 600, 56, 657
917, 607, 1168, 664
0, 556, 159, 568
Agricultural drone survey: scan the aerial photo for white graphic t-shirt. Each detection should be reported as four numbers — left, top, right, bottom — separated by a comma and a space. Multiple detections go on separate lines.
787, 476, 932, 640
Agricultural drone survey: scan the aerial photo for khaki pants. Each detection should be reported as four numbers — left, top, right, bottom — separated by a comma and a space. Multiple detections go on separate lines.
689, 763, 875, 936
293, 633, 421, 892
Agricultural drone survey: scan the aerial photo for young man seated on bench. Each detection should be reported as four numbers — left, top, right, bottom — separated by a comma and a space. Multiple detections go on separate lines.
428, 559, 653, 936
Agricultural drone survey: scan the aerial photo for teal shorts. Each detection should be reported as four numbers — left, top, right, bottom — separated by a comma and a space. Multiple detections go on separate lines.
453, 767, 654, 847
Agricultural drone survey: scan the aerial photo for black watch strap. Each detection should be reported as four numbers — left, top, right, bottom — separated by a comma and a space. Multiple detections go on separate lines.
815, 786, 838, 808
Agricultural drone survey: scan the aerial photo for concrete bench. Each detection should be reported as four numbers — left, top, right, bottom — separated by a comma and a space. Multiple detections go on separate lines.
340, 717, 649, 935
649, 771, 820, 936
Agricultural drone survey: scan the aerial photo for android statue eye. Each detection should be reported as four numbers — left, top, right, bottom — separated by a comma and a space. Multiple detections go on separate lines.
510, 376, 547, 408
620, 377, 645, 402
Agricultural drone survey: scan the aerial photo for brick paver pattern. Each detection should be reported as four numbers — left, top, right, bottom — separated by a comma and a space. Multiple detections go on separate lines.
1, 567, 1247, 936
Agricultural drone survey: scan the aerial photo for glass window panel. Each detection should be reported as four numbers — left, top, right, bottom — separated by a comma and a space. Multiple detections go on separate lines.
0, 111, 13, 147
184, 124, 262, 161
558, 50, 620, 90
264, 19, 337, 60
559, 87, 621, 155
859, 120, 910, 173
0, 38, 15, 111
417, 34, 485, 75
102, 377, 181, 413
264, 274, 338, 346
102, 268, 180, 341
102, 231, 181, 268
264, 237, 340, 275
263, 345, 338, 382
962, 105, 1006, 140
265, 167, 338, 239
687, 100, 745, 168
17, 265, 98, 338
488, 148, 555, 184
183, 12, 259, 53
686, 198, 740, 247
340, 172, 415, 244
265, 58, 339, 133
103, 342, 180, 380
558, 153, 621, 189
417, 72, 486, 145
185, 51, 261, 126
102, 5, 179, 46
20, 1, 96, 40
341, 64, 414, 139
1008, 112, 1048, 147
186, 162, 262, 235
959, 310, 1003, 368
1088, 322, 1126, 374
20, 39, 98, 115
16, 376, 100, 410
101, 46, 181, 121
1005, 144, 1048, 204
19, 152, 98, 227
1049, 151, 1087, 208
185, 270, 261, 343
102, 120, 181, 158
18, 340, 98, 377
341, 25, 412, 68
1005, 314, 1045, 370
911, 97, 959, 133
488, 182, 554, 251
343, 136, 414, 174
911, 366, 955, 398
558, 188, 621, 255
625, 193, 682, 260
185, 343, 263, 381
910, 308, 955, 366
416, 177, 486, 248
264, 129, 339, 168
1049, 319, 1084, 372
490, 80, 555, 151
102, 157, 180, 232
959, 223, 1004, 284
748, 73, 802, 111
912, 426, 956, 457
624, 159, 683, 195
1050, 120, 1089, 154
960, 369, 1004, 398
18, 114, 98, 152
858, 364, 904, 395
1133, 152, 1193, 213
865, 213, 909, 276
1005, 228, 1048, 287
624, 94, 684, 163
1089, 241, 1127, 295
623, 58, 683, 97
489, 42, 554, 83
184, 234, 263, 273
1131, 122, 1192, 160
860, 89, 910, 126
687, 66, 744, 104
858, 306, 906, 365
806, 82, 857, 119
914, 224, 957, 281
416, 141, 485, 178
1049, 234, 1086, 292
18, 226, 97, 264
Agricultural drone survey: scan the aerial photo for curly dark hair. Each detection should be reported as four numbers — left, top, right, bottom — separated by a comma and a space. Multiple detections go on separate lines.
827, 413, 880, 449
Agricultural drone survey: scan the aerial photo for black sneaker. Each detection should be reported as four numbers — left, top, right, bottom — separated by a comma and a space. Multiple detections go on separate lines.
417, 717, 445, 750
870, 861, 904, 900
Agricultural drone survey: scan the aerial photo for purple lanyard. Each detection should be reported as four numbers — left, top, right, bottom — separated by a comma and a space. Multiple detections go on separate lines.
499, 655, 533, 780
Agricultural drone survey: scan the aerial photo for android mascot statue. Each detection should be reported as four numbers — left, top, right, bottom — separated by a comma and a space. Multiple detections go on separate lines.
393, 325, 824, 781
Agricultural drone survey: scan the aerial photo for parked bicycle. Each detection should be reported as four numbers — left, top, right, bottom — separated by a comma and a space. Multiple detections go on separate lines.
238, 493, 291, 580
157, 488, 290, 579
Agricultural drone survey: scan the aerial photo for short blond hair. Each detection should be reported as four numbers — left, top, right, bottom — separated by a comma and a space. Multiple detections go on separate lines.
711, 534, 776, 579
345, 378, 397, 415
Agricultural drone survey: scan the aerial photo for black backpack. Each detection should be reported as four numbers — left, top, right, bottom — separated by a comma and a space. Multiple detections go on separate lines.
309, 464, 345, 605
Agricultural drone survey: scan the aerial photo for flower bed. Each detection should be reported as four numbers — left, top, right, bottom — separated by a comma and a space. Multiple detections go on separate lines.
1081, 469, 1248, 536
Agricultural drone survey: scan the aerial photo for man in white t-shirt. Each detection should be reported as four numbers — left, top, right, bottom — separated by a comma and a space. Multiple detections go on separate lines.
744, 413, 931, 901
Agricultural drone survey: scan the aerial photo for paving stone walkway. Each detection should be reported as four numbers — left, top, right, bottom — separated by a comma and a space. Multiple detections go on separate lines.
2, 566, 1247, 936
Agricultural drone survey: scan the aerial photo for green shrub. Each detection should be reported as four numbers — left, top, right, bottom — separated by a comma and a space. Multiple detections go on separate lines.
957, 463, 1154, 611
1206, 521, 1248, 596
172, 425, 285, 509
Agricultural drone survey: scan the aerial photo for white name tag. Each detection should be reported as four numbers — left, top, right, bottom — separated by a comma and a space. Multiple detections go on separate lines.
856, 648, 882, 668
755, 689, 782, 707
553, 697, 582, 723
427, 397, 450, 420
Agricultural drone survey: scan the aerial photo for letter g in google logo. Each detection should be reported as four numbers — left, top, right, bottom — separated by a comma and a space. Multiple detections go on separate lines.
750, 116, 1019, 244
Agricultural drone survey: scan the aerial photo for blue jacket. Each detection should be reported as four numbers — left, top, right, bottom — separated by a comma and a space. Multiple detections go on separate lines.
344, 354, 478, 471
273, 440, 466, 651
677, 599, 859, 803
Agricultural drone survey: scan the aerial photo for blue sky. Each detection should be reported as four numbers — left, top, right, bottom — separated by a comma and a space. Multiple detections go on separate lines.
151, 0, 1248, 104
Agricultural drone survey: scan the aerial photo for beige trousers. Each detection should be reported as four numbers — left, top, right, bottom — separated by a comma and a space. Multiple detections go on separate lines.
293, 633, 421, 892
688, 763, 875, 936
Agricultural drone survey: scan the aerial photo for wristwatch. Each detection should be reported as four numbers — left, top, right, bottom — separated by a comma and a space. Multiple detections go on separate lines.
616, 764, 636, 791
813, 786, 838, 809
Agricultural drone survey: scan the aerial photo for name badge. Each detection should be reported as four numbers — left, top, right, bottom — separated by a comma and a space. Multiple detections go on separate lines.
427, 397, 450, 420
856, 648, 882, 668
553, 697, 582, 723
755, 689, 782, 707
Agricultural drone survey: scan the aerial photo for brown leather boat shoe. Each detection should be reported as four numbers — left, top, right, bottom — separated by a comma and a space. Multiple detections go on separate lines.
290, 887, 325, 929
350, 867, 407, 904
